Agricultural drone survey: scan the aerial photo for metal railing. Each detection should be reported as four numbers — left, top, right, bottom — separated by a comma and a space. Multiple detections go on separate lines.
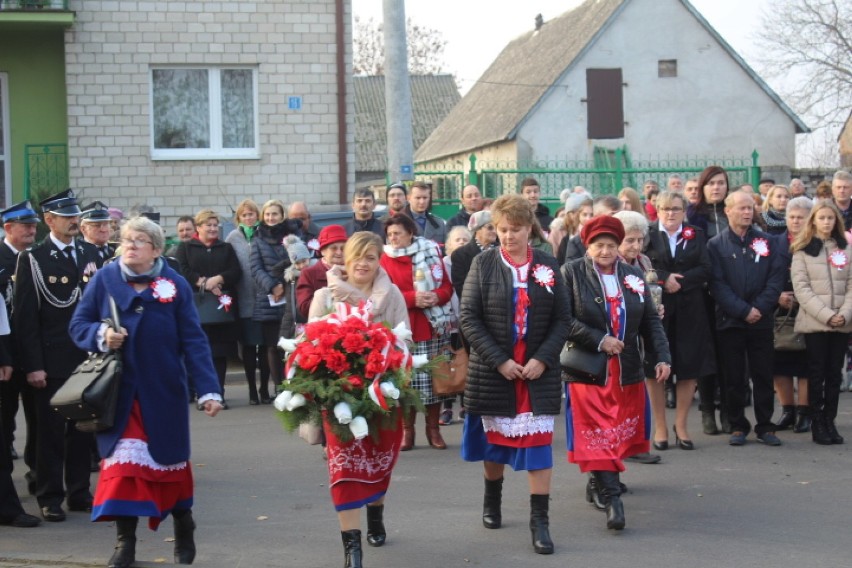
412, 149, 760, 217
0, 1, 69, 10
24, 143, 68, 201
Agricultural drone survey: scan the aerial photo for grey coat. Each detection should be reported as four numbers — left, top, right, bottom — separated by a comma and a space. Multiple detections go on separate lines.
225, 227, 256, 319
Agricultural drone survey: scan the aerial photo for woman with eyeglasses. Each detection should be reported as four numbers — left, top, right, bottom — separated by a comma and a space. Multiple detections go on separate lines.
70, 216, 224, 568
176, 209, 242, 408
644, 192, 716, 446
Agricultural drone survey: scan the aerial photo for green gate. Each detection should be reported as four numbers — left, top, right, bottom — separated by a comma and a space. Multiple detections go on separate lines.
24, 143, 68, 202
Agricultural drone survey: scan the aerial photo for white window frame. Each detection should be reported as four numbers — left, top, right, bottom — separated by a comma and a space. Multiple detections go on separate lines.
149, 66, 260, 161
0, 73, 10, 208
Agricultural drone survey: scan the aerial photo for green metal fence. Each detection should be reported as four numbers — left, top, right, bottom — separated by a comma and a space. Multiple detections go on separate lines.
0, 1, 69, 10
412, 149, 761, 219
24, 143, 68, 201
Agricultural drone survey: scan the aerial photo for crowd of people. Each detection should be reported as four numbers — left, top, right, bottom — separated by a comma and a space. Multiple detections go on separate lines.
0, 167, 851, 568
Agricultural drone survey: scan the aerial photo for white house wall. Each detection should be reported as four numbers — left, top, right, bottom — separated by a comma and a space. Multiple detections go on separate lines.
518, 0, 797, 168
65, 0, 353, 226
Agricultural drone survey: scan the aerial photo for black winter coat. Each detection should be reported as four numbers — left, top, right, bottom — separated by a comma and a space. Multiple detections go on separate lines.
450, 239, 485, 299
644, 224, 716, 378
557, 234, 585, 265
175, 238, 242, 355
250, 223, 293, 322
560, 257, 671, 386
461, 247, 570, 417
707, 227, 785, 331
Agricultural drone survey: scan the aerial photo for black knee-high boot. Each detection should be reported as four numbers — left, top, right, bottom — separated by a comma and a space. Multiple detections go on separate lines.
108, 516, 137, 568
585, 473, 606, 511
173, 509, 196, 564
594, 471, 625, 530
482, 477, 503, 529
341, 529, 363, 568
366, 504, 386, 547
529, 494, 554, 554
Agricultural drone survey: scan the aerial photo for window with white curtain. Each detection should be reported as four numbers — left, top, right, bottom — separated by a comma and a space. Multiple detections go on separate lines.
150, 67, 259, 160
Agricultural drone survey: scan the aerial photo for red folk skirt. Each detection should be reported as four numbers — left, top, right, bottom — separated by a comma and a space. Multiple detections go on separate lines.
92, 401, 194, 530
324, 412, 403, 512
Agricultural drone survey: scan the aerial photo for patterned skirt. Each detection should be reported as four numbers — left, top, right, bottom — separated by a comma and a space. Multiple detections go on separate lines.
565, 380, 649, 473
411, 336, 453, 405
324, 412, 403, 512
92, 402, 193, 530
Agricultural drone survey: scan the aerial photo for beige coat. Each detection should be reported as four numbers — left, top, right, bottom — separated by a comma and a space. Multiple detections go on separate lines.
308, 265, 410, 330
791, 238, 852, 333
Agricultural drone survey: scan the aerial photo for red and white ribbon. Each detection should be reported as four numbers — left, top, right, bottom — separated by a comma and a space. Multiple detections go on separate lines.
750, 238, 769, 263
624, 274, 645, 302
829, 250, 848, 270
150, 277, 177, 303
532, 264, 555, 294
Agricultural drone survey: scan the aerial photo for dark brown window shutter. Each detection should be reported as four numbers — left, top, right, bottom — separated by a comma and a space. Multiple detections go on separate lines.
586, 68, 624, 139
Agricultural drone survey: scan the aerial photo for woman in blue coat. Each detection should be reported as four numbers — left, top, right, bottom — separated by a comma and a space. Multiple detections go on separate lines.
70, 216, 223, 568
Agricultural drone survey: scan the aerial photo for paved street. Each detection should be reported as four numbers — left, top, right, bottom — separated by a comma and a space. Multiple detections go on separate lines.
2, 378, 851, 568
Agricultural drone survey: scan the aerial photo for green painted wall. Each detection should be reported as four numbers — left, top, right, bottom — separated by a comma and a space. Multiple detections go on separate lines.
0, 28, 67, 202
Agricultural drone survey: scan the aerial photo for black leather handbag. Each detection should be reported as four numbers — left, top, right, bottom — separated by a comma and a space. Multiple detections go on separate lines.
194, 288, 235, 325
560, 341, 608, 383
51, 296, 122, 433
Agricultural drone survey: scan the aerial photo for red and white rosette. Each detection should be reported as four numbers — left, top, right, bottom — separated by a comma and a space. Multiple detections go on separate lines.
430, 262, 443, 282
532, 264, 555, 293
150, 277, 177, 303
218, 293, 233, 312
750, 238, 769, 263
829, 250, 848, 271
624, 274, 645, 302
307, 238, 320, 252
681, 227, 695, 241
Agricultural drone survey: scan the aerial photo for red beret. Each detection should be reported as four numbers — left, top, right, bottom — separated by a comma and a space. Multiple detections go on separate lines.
581, 215, 625, 246
318, 224, 347, 249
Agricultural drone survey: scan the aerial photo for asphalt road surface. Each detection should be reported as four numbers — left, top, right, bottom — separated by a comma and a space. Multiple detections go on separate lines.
2, 382, 850, 568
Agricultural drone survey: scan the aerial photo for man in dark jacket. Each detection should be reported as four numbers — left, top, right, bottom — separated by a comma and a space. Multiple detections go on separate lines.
520, 178, 553, 233
13, 189, 100, 521
446, 184, 483, 230
401, 181, 447, 247
342, 188, 384, 240
0, 201, 39, 495
707, 190, 784, 447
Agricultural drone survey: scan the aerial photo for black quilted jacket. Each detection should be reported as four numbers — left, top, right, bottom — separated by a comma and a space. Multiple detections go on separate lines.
460, 247, 570, 417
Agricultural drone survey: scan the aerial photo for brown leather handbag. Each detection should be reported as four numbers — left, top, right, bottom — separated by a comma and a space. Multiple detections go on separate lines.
432, 346, 468, 396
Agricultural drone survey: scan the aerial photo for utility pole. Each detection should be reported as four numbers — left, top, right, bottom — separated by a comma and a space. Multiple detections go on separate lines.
382, 0, 414, 182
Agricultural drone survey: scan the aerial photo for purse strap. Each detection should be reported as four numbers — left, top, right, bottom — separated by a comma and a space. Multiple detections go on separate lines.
108, 295, 120, 332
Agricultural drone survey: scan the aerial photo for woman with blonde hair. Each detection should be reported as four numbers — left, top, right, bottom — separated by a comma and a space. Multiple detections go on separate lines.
618, 188, 643, 215
176, 209, 241, 407
790, 199, 852, 445
761, 185, 791, 235
461, 193, 569, 554
309, 231, 410, 568
225, 199, 269, 405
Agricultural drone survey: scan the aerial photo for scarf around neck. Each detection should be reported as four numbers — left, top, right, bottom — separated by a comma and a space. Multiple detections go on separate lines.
119, 256, 164, 284
383, 236, 452, 335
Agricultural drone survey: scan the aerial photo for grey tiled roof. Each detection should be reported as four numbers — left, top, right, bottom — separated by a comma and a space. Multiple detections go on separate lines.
355, 74, 461, 173
415, 0, 625, 163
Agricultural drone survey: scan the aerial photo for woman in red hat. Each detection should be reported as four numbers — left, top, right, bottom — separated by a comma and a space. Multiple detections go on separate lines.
560, 215, 671, 531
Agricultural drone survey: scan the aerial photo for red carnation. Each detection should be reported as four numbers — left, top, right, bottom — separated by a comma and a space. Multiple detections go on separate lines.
325, 350, 349, 374
347, 375, 364, 389
296, 343, 322, 373
342, 332, 368, 354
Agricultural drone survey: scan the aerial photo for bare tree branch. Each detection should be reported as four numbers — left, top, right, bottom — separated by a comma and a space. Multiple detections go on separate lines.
353, 16, 450, 76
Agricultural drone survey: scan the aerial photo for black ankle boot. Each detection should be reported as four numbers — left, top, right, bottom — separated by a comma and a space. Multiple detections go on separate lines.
366, 504, 386, 547
108, 516, 137, 568
793, 405, 811, 433
529, 494, 554, 555
774, 405, 795, 430
701, 410, 719, 435
341, 529, 363, 568
811, 414, 833, 445
825, 419, 845, 444
482, 477, 503, 529
173, 509, 196, 564
585, 474, 606, 511
595, 471, 625, 530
